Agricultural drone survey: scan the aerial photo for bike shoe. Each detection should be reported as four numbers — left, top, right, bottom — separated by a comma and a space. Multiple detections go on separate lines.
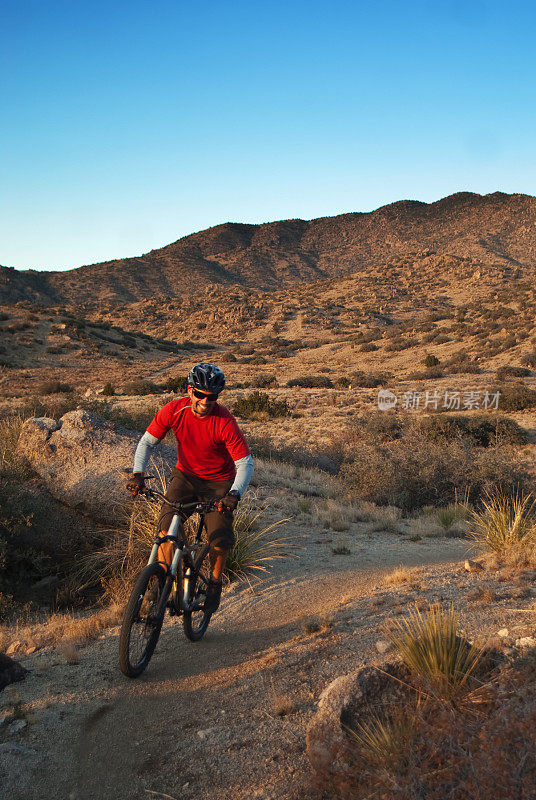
204, 579, 222, 614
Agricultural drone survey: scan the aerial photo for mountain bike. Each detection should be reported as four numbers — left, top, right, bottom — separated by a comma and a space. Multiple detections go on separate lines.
118, 481, 217, 678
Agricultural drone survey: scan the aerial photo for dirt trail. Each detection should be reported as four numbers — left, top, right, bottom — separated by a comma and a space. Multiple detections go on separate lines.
0, 523, 479, 800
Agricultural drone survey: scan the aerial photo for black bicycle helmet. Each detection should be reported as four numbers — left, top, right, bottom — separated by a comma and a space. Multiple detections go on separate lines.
187, 363, 226, 394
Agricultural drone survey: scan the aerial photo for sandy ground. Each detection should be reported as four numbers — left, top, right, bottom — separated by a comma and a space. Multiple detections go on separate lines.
1, 517, 536, 800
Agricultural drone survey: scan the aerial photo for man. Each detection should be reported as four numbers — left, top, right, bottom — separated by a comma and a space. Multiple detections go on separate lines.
127, 362, 254, 613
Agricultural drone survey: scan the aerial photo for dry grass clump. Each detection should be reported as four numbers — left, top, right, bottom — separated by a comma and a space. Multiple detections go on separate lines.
369, 505, 401, 532
0, 604, 122, 654
469, 491, 536, 565
384, 567, 412, 586
314, 498, 357, 531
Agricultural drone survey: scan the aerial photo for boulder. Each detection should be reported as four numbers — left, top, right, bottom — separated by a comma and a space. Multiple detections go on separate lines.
0, 653, 28, 692
306, 662, 411, 784
16, 410, 175, 525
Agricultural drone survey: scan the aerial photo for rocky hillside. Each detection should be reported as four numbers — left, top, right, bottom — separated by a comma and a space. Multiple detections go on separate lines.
2, 191, 536, 308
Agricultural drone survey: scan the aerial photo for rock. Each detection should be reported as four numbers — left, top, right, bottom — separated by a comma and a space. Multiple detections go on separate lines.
306, 663, 411, 783
497, 628, 509, 637
0, 742, 36, 757
516, 636, 536, 648
0, 652, 29, 692
17, 410, 175, 525
464, 559, 484, 573
8, 719, 28, 734
5, 641, 21, 655
375, 640, 392, 654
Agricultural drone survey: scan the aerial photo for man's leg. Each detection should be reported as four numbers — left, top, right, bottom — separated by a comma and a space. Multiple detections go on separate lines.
200, 479, 234, 612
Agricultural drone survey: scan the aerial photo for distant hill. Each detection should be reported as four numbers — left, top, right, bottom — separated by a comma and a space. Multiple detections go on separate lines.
2, 191, 536, 308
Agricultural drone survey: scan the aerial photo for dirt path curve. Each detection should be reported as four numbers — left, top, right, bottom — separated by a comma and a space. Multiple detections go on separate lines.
1, 528, 469, 800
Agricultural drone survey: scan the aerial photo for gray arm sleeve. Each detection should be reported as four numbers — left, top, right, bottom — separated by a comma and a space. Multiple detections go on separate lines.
133, 431, 161, 473
230, 454, 254, 497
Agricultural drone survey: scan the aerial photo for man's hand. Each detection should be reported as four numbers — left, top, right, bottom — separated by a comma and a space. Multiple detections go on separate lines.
126, 472, 145, 496
217, 492, 240, 513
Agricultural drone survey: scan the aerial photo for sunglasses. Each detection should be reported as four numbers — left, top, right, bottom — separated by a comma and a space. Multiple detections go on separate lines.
191, 387, 219, 402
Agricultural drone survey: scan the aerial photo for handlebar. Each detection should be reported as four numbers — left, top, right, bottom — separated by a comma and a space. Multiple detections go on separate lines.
136, 485, 218, 515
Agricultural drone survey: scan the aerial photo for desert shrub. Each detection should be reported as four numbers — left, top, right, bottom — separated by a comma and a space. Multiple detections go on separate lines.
102, 382, 115, 396
37, 380, 73, 394
520, 349, 536, 367
335, 377, 351, 388
251, 373, 277, 389
496, 365, 531, 381
419, 414, 527, 447
423, 354, 440, 367
351, 370, 390, 388
339, 420, 528, 510
407, 365, 444, 380
220, 351, 237, 362
447, 362, 482, 374
123, 379, 160, 396
287, 376, 333, 389
360, 342, 378, 352
384, 337, 419, 352
163, 375, 188, 394
233, 391, 289, 419
238, 355, 268, 365
495, 384, 536, 411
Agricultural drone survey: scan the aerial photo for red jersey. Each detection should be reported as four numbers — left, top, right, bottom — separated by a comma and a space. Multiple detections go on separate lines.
146, 397, 250, 481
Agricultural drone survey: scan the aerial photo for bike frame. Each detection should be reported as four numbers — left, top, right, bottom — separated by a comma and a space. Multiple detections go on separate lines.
141, 486, 212, 612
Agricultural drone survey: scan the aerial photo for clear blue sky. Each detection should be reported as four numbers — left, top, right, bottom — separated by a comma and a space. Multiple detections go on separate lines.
1, 0, 535, 271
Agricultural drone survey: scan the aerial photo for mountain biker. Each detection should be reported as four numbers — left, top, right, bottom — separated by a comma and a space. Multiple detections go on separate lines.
126, 362, 253, 613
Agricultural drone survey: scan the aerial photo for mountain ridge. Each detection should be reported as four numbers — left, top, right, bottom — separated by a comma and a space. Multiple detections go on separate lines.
2, 191, 535, 308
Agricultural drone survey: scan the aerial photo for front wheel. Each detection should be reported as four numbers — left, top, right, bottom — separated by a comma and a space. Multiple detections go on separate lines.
119, 563, 167, 677
183, 544, 212, 642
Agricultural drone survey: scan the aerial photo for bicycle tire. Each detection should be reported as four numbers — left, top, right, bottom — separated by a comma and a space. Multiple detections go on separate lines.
183, 543, 212, 642
118, 563, 167, 677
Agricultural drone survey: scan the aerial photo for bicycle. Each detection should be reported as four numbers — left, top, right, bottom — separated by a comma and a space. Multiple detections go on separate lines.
118, 479, 218, 678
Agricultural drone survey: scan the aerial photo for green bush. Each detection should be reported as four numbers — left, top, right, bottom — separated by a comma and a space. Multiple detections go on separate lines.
233, 391, 289, 419
287, 376, 333, 389
423, 354, 440, 367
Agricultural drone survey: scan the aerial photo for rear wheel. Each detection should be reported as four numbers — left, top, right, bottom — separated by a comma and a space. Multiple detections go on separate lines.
119, 563, 168, 677
183, 544, 212, 642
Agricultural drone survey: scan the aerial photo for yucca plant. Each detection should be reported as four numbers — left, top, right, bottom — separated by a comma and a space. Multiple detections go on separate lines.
225, 494, 291, 581
469, 491, 536, 561
387, 605, 482, 702
346, 711, 415, 772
